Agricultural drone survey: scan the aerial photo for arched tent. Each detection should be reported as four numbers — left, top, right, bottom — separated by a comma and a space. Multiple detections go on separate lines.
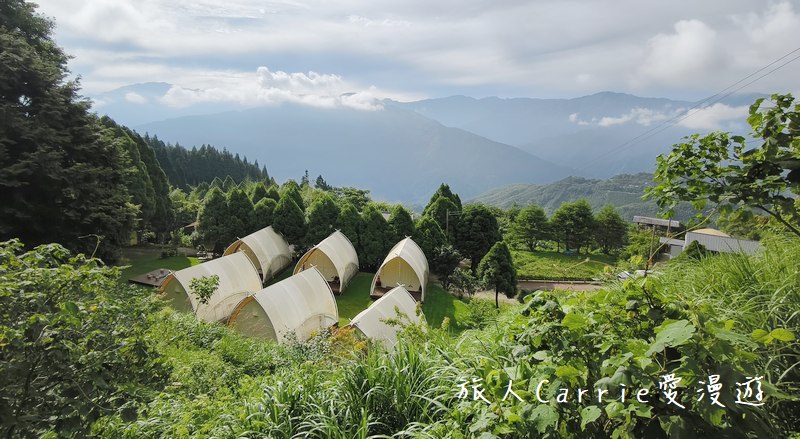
294, 230, 359, 294
223, 226, 291, 282
350, 286, 425, 348
371, 237, 429, 302
159, 252, 262, 323
228, 267, 338, 343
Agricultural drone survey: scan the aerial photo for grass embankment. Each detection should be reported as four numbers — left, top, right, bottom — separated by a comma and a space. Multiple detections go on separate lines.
511, 249, 616, 280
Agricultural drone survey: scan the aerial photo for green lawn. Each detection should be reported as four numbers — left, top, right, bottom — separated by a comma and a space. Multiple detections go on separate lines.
422, 283, 470, 330
117, 248, 199, 281
512, 250, 616, 280
336, 272, 376, 326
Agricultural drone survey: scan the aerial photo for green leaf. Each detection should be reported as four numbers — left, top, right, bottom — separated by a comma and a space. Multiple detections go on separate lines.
751, 329, 770, 343
555, 365, 581, 382
769, 328, 795, 342
646, 319, 695, 356
561, 313, 588, 331
531, 404, 558, 434
605, 401, 625, 419
580, 406, 602, 430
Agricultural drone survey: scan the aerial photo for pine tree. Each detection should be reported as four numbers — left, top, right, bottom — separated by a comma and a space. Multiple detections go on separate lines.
0, 2, 136, 260
359, 205, 391, 270
251, 182, 269, 204
272, 196, 306, 245
413, 216, 447, 257
478, 241, 517, 308
280, 180, 305, 212
424, 196, 459, 238
266, 185, 281, 202
226, 188, 255, 239
253, 198, 277, 230
305, 193, 340, 247
197, 187, 231, 253
388, 205, 416, 243
453, 204, 502, 272
338, 202, 361, 248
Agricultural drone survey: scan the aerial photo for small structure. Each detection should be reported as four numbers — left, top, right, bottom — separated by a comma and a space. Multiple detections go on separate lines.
350, 286, 424, 349
633, 216, 682, 231
159, 252, 262, 323
223, 226, 291, 283
294, 230, 359, 294
371, 237, 429, 302
228, 267, 338, 343
659, 228, 762, 258
129, 268, 172, 287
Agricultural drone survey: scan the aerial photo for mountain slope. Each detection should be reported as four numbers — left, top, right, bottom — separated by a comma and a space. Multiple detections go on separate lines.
396, 92, 761, 177
136, 104, 570, 202
470, 173, 699, 222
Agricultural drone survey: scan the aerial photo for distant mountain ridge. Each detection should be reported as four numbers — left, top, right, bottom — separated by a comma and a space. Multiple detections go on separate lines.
469, 173, 699, 222
136, 104, 569, 203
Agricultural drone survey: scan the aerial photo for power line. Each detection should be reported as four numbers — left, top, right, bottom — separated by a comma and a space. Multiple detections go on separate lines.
574, 46, 800, 170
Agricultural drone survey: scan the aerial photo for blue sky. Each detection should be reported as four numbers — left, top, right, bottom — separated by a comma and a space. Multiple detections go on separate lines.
35, 0, 800, 109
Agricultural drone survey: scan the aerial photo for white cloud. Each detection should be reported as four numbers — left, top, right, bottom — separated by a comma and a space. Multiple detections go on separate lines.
159, 66, 385, 111
677, 103, 748, 130
124, 91, 148, 104
635, 19, 723, 88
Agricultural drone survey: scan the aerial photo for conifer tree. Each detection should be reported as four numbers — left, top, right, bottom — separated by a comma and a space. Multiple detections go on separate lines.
478, 241, 517, 308
253, 198, 277, 230
338, 202, 361, 248
273, 196, 306, 245
388, 205, 416, 243
305, 193, 340, 246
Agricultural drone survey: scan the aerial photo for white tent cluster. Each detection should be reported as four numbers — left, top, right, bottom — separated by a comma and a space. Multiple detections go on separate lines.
223, 226, 291, 282
160, 251, 262, 323
294, 230, 359, 294
371, 237, 429, 302
228, 267, 338, 343
350, 286, 425, 348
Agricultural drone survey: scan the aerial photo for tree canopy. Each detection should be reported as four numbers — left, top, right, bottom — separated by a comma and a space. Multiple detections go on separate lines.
550, 199, 595, 253
453, 204, 502, 272
647, 93, 800, 238
510, 204, 550, 251
477, 241, 517, 308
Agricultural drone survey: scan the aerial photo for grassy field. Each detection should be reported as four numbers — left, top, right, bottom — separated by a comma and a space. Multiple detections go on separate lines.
117, 248, 476, 330
512, 250, 616, 280
118, 247, 199, 281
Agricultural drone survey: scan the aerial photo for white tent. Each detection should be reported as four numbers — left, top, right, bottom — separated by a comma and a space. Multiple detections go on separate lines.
294, 230, 359, 294
350, 286, 424, 348
228, 267, 339, 343
371, 237, 429, 302
223, 226, 291, 282
159, 252, 262, 323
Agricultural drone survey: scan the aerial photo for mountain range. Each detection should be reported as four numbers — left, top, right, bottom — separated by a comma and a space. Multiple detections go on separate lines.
90, 83, 761, 203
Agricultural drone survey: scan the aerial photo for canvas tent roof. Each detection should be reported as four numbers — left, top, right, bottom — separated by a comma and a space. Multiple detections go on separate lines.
350, 286, 424, 348
160, 252, 262, 323
228, 267, 338, 343
371, 237, 429, 302
294, 230, 359, 293
223, 226, 291, 282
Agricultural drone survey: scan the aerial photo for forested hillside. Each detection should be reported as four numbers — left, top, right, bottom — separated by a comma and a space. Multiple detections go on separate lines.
147, 136, 271, 189
471, 173, 700, 221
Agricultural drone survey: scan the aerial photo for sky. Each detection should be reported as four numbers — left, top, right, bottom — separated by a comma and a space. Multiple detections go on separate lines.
34, 0, 800, 110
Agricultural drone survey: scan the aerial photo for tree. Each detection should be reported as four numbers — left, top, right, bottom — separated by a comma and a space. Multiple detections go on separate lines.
305, 193, 341, 246
222, 175, 237, 192
453, 204, 502, 272
280, 180, 305, 212
338, 202, 361, 247
253, 197, 277, 230
315, 174, 332, 191
335, 187, 371, 211
647, 93, 800, 238
197, 187, 232, 252
266, 185, 281, 202
0, 2, 137, 260
413, 216, 447, 258
0, 240, 167, 438
550, 199, 595, 253
423, 183, 463, 215
388, 205, 416, 243
448, 267, 481, 299
423, 196, 459, 237
226, 188, 255, 239
594, 205, 628, 254
510, 204, 550, 251
251, 182, 269, 204
477, 241, 517, 308
431, 244, 462, 287
359, 205, 391, 270
189, 274, 220, 314
272, 195, 306, 245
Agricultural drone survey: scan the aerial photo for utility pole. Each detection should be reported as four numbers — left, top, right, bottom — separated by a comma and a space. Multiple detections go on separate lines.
445, 209, 461, 237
